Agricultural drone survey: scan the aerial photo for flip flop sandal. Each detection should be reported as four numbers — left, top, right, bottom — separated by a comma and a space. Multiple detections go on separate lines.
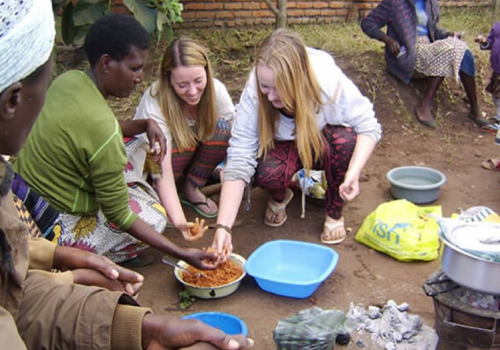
180, 197, 218, 219
468, 113, 491, 127
264, 189, 294, 227
482, 157, 500, 170
321, 218, 346, 245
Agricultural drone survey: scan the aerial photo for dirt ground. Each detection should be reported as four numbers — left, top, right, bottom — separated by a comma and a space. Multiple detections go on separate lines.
122, 46, 499, 349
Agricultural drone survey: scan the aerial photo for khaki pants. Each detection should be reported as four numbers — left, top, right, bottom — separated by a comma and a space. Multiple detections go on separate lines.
16, 272, 137, 350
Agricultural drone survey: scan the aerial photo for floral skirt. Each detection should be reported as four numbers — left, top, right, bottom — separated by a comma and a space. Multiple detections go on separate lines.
57, 137, 167, 263
414, 35, 469, 80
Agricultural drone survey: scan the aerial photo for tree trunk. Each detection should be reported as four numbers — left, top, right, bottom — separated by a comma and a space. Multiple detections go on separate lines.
262, 0, 287, 28
276, 0, 287, 28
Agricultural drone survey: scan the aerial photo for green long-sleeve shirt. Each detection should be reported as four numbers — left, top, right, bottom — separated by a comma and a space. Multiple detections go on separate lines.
15, 70, 137, 231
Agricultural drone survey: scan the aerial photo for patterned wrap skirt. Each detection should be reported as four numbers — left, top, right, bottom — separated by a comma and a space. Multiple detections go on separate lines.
57, 137, 167, 263
414, 35, 469, 80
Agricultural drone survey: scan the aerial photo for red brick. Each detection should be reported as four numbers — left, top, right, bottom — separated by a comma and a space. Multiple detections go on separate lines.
286, 2, 297, 8
233, 10, 253, 17
305, 9, 321, 15
329, 2, 344, 8
288, 9, 305, 16
224, 3, 243, 9
227, 20, 236, 27
313, 1, 328, 8
214, 20, 224, 26
261, 18, 275, 24
205, 3, 223, 10
253, 10, 273, 17
196, 11, 216, 18
184, 3, 205, 10
182, 12, 197, 19
243, 2, 261, 9
296, 2, 312, 8
320, 8, 336, 15
215, 11, 234, 18
337, 9, 349, 15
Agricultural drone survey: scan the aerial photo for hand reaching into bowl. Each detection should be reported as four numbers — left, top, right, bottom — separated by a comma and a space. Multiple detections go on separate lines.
184, 248, 219, 270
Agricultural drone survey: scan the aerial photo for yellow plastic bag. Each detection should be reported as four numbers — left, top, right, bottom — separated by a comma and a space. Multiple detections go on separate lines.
355, 199, 442, 261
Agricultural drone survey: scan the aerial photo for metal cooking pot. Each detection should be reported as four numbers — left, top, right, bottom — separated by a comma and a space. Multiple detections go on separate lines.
437, 219, 500, 295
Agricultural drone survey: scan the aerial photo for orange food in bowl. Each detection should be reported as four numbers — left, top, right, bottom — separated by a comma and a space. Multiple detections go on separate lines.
181, 260, 243, 287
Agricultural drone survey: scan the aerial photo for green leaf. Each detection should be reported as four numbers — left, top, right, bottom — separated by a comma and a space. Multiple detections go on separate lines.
124, 0, 158, 33
73, 2, 107, 26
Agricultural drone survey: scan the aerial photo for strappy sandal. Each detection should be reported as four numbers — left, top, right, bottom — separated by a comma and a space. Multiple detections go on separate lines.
321, 217, 346, 245
264, 189, 294, 227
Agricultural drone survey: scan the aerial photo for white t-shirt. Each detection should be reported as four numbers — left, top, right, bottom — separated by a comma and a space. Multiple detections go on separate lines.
133, 78, 235, 149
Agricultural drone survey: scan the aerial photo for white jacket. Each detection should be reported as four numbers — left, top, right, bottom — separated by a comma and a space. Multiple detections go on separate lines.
224, 47, 382, 184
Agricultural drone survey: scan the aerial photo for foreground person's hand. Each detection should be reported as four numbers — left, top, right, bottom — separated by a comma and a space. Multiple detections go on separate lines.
146, 119, 167, 163
72, 268, 143, 296
212, 228, 233, 263
53, 246, 144, 289
183, 248, 219, 269
142, 315, 254, 350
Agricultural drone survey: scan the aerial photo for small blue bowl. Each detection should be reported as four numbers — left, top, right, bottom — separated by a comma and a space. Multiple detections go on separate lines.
182, 312, 248, 336
245, 239, 339, 298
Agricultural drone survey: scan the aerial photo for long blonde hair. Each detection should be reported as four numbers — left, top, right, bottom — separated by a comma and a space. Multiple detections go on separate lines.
256, 29, 324, 171
156, 37, 217, 150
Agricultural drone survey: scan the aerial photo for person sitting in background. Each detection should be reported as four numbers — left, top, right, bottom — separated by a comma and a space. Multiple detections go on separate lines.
476, 22, 500, 122
14, 14, 216, 268
477, 22, 500, 170
0, 1, 254, 349
361, 0, 488, 128
212, 29, 381, 260
132, 37, 234, 236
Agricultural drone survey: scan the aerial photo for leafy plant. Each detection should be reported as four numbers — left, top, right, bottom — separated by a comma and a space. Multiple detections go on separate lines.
52, 0, 183, 47
179, 290, 196, 310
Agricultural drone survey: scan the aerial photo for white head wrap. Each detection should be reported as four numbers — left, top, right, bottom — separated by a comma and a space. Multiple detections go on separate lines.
0, 0, 55, 93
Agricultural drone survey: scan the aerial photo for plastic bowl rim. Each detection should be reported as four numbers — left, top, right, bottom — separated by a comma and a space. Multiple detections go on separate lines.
182, 311, 248, 336
244, 239, 339, 286
174, 253, 247, 290
386, 166, 447, 191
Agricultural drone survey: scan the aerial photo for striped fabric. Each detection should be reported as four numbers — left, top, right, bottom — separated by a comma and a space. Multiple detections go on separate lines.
172, 119, 230, 187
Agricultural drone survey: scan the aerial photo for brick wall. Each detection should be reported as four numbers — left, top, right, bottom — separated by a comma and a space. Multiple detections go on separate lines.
112, 0, 491, 28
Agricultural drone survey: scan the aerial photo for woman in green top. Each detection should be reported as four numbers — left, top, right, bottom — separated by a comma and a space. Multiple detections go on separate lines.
15, 14, 216, 268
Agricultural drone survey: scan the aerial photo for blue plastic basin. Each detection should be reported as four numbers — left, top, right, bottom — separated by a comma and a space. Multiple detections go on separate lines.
245, 239, 339, 298
182, 312, 248, 336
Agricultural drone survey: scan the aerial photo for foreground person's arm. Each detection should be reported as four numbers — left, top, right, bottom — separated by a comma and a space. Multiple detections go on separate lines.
128, 218, 216, 269
119, 119, 166, 162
